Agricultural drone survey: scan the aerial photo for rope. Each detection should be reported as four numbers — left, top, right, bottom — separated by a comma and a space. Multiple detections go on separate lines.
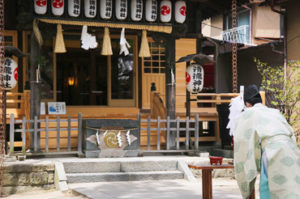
38, 18, 172, 34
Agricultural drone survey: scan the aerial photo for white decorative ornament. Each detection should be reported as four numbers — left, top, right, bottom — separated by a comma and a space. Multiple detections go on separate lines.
84, 0, 97, 18
145, 0, 157, 22
126, 130, 131, 145
52, 0, 64, 16
175, 1, 186, 23
186, 64, 204, 93
81, 25, 98, 50
131, 0, 143, 21
115, 0, 127, 20
100, 0, 112, 19
117, 131, 122, 147
96, 130, 100, 145
160, 0, 171, 23
34, 0, 47, 15
3, 58, 18, 90
119, 28, 131, 56
68, 0, 81, 17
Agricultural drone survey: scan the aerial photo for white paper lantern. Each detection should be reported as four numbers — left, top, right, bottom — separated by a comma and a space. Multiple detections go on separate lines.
52, 0, 64, 16
145, 0, 157, 22
68, 0, 81, 17
34, 0, 47, 15
175, 1, 186, 23
115, 0, 127, 20
100, 0, 113, 19
160, 0, 171, 23
85, 0, 97, 18
131, 0, 143, 21
186, 64, 204, 93
2, 58, 18, 90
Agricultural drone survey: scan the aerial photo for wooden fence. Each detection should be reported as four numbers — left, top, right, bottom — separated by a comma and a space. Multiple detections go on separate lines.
8, 113, 83, 156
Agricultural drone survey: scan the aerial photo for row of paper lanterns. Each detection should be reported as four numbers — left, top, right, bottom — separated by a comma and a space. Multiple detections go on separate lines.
34, 0, 186, 23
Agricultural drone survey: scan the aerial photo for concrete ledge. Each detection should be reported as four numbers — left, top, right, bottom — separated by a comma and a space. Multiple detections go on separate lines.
177, 160, 197, 183
54, 162, 68, 192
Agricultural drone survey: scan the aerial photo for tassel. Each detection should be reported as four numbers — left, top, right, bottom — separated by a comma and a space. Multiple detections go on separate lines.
54, 24, 66, 53
33, 19, 43, 47
139, 30, 151, 57
101, 27, 113, 55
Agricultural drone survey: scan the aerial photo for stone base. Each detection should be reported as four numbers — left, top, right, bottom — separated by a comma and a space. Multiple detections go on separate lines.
1, 185, 55, 197
85, 150, 139, 158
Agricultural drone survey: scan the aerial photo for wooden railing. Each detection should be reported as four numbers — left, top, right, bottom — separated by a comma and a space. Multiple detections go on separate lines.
5, 91, 30, 123
8, 113, 83, 156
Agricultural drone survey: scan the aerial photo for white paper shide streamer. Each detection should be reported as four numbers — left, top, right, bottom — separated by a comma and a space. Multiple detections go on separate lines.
117, 131, 122, 147
119, 28, 131, 56
126, 130, 131, 145
226, 86, 245, 136
81, 25, 98, 50
96, 130, 100, 145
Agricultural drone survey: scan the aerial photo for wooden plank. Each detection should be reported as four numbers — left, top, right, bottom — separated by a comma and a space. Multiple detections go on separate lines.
185, 116, 189, 150
9, 114, 15, 155
45, 116, 49, 152
57, 116, 60, 151
67, 116, 71, 152
176, 117, 180, 150
157, 116, 161, 150
166, 116, 170, 150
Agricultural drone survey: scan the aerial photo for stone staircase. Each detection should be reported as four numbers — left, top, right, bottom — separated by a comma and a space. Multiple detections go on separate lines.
64, 159, 185, 183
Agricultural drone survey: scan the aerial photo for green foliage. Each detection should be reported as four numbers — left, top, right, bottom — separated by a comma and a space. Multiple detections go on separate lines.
254, 58, 300, 132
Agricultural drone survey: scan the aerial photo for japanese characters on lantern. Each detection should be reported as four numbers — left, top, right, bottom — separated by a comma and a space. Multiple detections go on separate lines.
115, 0, 127, 20
68, 0, 81, 17
52, 0, 64, 16
186, 64, 204, 93
100, 0, 113, 19
131, 0, 143, 21
2, 58, 18, 90
145, 0, 157, 22
35, 0, 47, 15
84, 0, 97, 18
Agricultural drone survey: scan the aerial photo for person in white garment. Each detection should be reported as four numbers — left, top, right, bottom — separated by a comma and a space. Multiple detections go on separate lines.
234, 84, 300, 199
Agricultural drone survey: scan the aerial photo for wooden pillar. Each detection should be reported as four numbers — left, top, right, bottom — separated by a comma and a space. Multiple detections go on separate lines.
165, 36, 176, 148
29, 33, 41, 151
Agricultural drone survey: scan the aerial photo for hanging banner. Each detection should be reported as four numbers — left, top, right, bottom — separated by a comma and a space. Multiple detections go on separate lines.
131, 0, 143, 22
84, 0, 97, 18
145, 0, 157, 22
186, 64, 204, 93
68, 0, 81, 17
175, 1, 186, 24
115, 0, 128, 20
35, 0, 47, 15
100, 0, 113, 19
52, 0, 64, 16
2, 58, 18, 90
160, 0, 171, 23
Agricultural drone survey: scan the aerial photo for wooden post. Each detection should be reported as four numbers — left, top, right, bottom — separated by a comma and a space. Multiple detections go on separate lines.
57, 116, 60, 152
9, 114, 15, 155
186, 61, 191, 117
147, 115, 151, 151
21, 117, 26, 155
157, 116, 160, 150
24, 90, 31, 149
67, 116, 71, 152
77, 113, 83, 156
195, 114, 199, 150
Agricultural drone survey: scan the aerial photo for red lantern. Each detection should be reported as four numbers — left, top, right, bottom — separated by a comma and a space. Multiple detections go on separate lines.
52, 0, 64, 16
175, 1, 186, 23
160, 0, 171, 23
35, 0, 47, 15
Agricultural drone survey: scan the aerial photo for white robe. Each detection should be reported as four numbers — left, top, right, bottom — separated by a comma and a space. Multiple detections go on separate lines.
234, 103, 300, 199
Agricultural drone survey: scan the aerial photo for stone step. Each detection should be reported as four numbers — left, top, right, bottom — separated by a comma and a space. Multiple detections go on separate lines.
63, 160, 178, 173
66, 171, 184, 183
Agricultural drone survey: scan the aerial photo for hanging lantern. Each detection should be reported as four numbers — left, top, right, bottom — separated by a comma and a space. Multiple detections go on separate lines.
52, 0, 64, 16
131, 0, 143, 21
175, 1, 186, 24
145, 0, 157, 22
115, 0, 127, 20
2, 58, 18, 90
34, 0, 47, 15
100, 0, 113, 19
186, 64, 204, 93
160, 0, 171, 23
84, 0, 97, 18
68, 0, 81, 17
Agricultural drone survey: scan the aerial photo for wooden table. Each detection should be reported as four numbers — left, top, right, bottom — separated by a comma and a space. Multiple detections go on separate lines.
188, 164, 255, 199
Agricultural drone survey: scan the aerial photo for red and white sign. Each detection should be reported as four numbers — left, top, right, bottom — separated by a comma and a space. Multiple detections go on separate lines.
175, 1, 186, 23
35, 0, 47, 15
2, 58, 18, 90
68, 0, 81, 17
84, 0, 97, 18
160, 0, 171, 22
52, 0, 64, 16
186, 64, 204, 93
145, 0, 157, 22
